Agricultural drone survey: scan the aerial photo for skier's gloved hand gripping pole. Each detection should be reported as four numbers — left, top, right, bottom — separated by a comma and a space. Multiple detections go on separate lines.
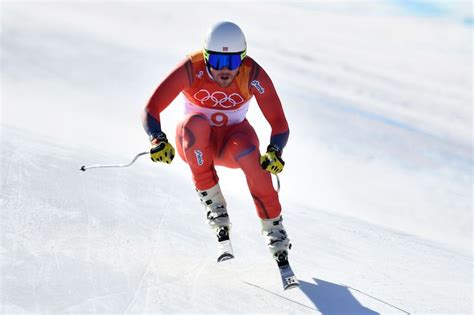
148, 131, 175, 164
260, 144, 284, 192
79, 132, 175, 171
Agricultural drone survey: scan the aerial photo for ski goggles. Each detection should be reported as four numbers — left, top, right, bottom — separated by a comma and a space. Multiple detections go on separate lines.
204, 50, 247, 71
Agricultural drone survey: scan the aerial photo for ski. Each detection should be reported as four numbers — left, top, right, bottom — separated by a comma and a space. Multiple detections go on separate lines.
216, 226, 234, 262
275, 251, 299, 290
278, 262, 299, 290
217, 239, 234, 262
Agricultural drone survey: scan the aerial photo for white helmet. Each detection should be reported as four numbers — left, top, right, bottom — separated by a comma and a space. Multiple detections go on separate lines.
203, 21, 247, 53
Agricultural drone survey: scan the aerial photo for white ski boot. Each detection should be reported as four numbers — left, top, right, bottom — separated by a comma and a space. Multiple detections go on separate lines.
261, 215, 299, 289
197, 183, 233, 262
261, 215, 291, 260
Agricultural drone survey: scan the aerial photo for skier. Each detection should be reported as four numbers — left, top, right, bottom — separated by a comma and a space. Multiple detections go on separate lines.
142, 21, 296, 287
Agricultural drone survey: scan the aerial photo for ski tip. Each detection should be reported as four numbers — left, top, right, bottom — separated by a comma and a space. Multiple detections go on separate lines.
217, 253, 234, 262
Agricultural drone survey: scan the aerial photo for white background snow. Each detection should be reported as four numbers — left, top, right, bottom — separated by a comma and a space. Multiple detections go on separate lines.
1, 1, 472, 314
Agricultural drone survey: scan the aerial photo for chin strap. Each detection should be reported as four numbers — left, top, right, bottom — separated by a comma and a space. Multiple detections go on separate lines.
205, 63, 215, 81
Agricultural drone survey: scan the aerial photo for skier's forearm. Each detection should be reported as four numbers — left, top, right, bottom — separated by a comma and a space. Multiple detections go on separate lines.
142, 111, 162, 138
252, 67, 289, 150
270, 130, 289, 151
261, 105, 289, 150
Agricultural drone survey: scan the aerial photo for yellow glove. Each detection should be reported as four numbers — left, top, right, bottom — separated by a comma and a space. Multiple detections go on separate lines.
150, 132, 175, 164
260, 144, 285, 174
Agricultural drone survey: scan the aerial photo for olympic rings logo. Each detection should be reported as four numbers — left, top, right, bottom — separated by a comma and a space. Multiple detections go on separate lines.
193, 89, 244, 108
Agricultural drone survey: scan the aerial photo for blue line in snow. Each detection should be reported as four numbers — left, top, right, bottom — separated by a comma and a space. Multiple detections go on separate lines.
291, 88, 445, 141
464, 17, 474, 26
388, 0, 447, 16
325, 98, 428, 135
388, 0, 473, 27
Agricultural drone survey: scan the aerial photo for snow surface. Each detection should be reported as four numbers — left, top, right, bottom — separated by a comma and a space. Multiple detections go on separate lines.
1, 1, 472, 314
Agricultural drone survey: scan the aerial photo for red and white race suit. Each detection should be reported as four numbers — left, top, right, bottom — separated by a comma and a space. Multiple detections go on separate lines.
143, 50, 289, 219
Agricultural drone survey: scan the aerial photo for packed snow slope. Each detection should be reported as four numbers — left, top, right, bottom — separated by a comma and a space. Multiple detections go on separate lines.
1, 1, 472, 314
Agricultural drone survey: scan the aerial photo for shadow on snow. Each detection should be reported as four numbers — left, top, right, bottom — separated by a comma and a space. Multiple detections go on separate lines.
299, 278, 379, 315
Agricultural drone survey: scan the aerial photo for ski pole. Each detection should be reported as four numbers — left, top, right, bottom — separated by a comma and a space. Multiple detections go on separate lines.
80, 151, 149, 172
80, 151, 282, 192
274, 174, 281, 193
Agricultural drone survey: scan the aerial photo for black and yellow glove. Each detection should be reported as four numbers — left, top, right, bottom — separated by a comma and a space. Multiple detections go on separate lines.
150, 132, 175, 164
260, 144, 285, 174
